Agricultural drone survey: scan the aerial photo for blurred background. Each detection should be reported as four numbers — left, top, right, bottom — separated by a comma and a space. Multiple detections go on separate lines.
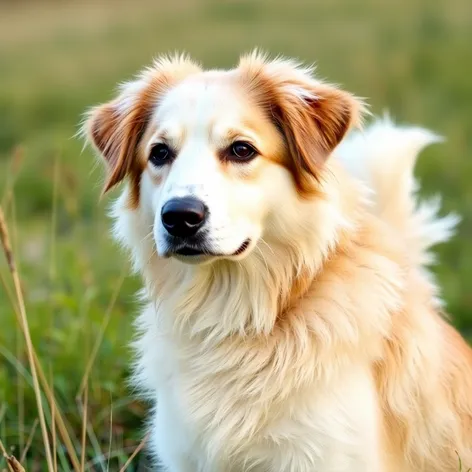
0, 0, 471, 470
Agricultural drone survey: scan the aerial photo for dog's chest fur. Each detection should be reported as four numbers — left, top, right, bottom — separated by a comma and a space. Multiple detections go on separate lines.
138, 304, 384, 472
133, 243, 403, 471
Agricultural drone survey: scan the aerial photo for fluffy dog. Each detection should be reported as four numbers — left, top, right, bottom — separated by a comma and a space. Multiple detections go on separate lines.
84, 51, 472, 471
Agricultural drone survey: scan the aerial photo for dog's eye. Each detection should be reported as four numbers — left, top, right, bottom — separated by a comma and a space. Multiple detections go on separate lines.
229, 141, 257, 162
149, 143, 173, 166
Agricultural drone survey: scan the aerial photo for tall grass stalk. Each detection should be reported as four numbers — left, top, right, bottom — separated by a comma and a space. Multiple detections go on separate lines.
0, 207, 54, 471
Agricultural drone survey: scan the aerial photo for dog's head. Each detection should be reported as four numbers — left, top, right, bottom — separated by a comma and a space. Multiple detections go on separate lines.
85, 52, 363, 265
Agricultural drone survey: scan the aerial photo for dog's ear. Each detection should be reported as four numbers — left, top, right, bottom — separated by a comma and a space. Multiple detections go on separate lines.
83, 55, 201, 195
86, 92, 149, 194
239, 51, 366, 195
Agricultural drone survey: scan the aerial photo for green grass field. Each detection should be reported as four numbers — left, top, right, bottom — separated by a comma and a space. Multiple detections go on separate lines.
0, 0, 471, 469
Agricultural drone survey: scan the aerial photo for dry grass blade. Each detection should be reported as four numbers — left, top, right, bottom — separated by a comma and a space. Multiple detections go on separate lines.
34, 354, 80, 471
0, 440, 26, 472
80, 384, 88, 471
0, 211, 81, 471
456, 450, 472, 472
19, 419, 38, 463
0, 207, 54, 472
106, 401, 113, 472
118, 433, 149, 472
77, 266, 127, 398
50, 368, 57, 472
17, 330, 25, 458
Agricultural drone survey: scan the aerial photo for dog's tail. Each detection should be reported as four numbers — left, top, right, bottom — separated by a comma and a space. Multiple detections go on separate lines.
336, 114, 460, 269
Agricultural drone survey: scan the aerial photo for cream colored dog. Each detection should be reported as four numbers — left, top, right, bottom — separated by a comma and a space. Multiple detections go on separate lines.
84, 51, 472, 471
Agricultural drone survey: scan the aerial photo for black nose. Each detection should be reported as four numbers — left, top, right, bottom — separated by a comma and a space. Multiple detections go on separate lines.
161, 197, 207, 238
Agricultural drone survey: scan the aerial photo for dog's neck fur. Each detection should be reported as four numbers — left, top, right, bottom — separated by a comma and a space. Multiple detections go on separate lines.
148, 246, 321, 340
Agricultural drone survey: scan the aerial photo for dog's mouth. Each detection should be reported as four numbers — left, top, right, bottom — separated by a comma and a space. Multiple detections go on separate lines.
172, 239, 251, 258
175, 246, 207, 256
232, 239, 251, 256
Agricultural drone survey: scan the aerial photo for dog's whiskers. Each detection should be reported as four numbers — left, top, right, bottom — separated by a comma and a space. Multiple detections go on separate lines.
144, 248, 158, 267
255, 244, 270, 276
259, 237, 275, 256
139, 230, 154, 245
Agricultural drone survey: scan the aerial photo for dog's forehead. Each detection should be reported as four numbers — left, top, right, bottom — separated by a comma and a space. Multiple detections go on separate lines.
155, 71, 249, 128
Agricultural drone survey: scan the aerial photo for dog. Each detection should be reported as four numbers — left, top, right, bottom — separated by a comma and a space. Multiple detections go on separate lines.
84, 51, 472, 471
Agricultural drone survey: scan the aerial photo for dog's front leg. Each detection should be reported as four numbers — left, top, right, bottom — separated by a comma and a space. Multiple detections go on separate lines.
151, 427, 197, 472
149, 391, 199, 472
156, 455, 195, 472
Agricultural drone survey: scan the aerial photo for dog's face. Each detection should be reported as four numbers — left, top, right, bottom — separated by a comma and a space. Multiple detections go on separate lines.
85, 52, 362, 265
139, 73, 287, 264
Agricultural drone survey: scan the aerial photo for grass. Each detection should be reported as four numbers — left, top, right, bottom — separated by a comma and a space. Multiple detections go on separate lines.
0, 0, 471, 469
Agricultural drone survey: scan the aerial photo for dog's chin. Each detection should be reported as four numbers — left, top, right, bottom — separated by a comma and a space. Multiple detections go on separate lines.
172, 253, 216, 265
162, 239, 253, 265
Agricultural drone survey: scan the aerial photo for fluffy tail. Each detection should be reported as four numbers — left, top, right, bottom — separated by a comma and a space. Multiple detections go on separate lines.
336, 115, 460, 269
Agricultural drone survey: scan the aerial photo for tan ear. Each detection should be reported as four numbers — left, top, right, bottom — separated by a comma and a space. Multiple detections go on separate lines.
239, 51, 365, 195
274, 82, 362, 194
84, 54, 201, 196
86, 93, 151, 194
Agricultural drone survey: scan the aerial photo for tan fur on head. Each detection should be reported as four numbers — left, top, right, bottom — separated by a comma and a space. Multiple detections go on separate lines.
238, 50, 366, 195
85, 54, 201, 205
